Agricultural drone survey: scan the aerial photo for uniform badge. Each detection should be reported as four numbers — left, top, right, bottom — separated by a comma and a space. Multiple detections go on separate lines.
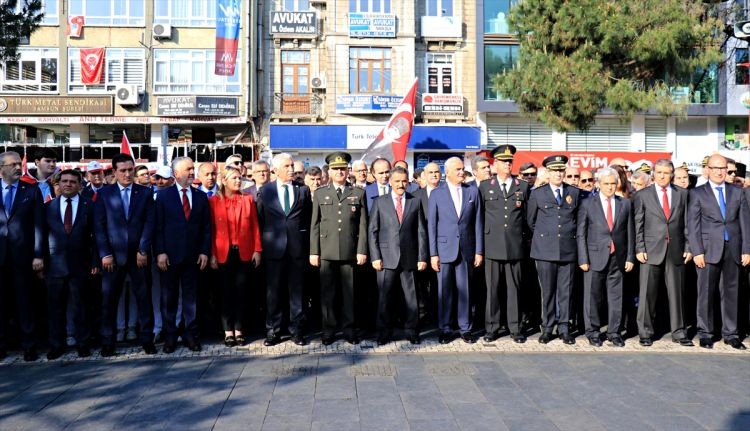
515, 200, 522, 208
565, 195, 572, 204
351, 206, 357, 213
489, 190, 494, 194
325, 196, 330, 200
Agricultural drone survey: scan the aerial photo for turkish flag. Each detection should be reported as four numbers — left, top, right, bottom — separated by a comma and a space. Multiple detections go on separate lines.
80, 48, 105, 85
361, 77, 419, 163
66, 16, 85, 38
121, 130, 133, 156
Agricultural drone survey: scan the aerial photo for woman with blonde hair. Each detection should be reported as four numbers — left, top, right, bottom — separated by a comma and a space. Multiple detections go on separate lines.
209, 166, 262, 346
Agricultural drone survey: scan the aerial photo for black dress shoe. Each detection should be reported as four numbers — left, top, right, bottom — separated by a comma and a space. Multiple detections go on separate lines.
100, 345, 116, 357
639, 337, 653, 347
46, 348, 64, 361
461, 332, 476, 344
142, 342, 157, 355
235, 335, 246, 346
608, 335, 625, 347
538, 332, 552, 344
673, 338, 694, 347
264, 334, 281, 347
186, 340, 202, 352
163, 341, 176, 354
438, 332, 453, 344
561, 333, 576, 345
24, 349, 38, 362
724, 338, 747, 350
291, 334, 307, 346
699, 337, 713, 349
321, 335, 335, 346
377, 335, 389, 346
588, 337, 603, 347
224, 335, 236, 347
408, 334, 421, 345
77, 346, 91, 358
483, 331, 499, 343
512, 333, 527, 344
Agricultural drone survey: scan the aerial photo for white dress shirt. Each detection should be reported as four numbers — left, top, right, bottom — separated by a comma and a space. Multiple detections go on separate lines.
59, 194, 79, 224
277, 180, 295, 210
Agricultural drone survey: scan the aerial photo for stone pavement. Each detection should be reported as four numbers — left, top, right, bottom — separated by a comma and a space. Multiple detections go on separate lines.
0, 334, 749, 430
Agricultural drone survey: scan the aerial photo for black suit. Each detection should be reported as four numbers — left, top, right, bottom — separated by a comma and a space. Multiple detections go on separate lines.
44, 196, 96, 350
479, 176, 529, 335
256, 180, 312, 337
0, 181, 44, 350
633, 185, 690, 340
368, 192, 428, 335
412, 187, 437, 325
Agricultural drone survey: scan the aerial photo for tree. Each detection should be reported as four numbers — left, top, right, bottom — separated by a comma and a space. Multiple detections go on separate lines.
0, 0, 43, 64
495, 0, 725, 132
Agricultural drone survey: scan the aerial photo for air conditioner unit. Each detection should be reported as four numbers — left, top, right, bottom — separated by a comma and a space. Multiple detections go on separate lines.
153, 23, 172, 39
311, 76, 326, 90
115, 84, 140, 105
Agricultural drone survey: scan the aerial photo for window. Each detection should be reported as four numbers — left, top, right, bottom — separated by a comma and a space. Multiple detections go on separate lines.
15, 0, 58, 25
68, 0, 145, 26
281, 51, 310, 94
737, 48, 749, 85
154, 0, 217, 27
349, 0, 391, 13
484, 44, 518, 100
0, 48, 57, 93
154, 49, 241, 94
484, 0, 517, 34
426, 0, 453, 16
68, 48, 145, 92
283, 0, 310, 11
426, 53, 453, 94
349, 47, 391, 93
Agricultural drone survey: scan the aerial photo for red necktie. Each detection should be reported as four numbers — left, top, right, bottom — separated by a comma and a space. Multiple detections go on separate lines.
64, 198, 73, 234
182, 188, 191, 220
662, 187, 670, 220
395, 195, 403, 224
606, 197, 615, 253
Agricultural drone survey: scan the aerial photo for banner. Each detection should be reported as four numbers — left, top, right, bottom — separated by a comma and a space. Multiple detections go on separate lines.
121, 130, 133, 156
509, 151, 672, 174
79, 48, 105, 85
66, 15, 85, 38
361, 77, 419, 163
215, 0, 241, 76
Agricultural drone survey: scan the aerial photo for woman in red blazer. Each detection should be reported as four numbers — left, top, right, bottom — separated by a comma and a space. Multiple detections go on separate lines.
209, 166, 262, 346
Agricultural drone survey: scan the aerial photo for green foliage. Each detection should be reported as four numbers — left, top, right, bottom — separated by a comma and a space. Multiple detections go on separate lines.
496, 0, 724, 132
0, 0, 44, 64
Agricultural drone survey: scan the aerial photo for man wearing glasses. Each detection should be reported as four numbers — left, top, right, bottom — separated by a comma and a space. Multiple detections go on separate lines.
579, 170, 595, 193
518, 162, 537, 186
725, 158, 738, 186
564, 167, 580, 187
687, 154, 749, 350
352, 160, 370, 188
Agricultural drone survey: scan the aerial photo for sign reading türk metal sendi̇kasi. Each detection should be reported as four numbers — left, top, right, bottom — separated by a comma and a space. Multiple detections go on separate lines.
0, 96, 113, 115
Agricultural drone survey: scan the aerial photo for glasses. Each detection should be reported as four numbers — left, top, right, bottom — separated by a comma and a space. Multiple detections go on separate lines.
727, 170, 737, 175
565, 174, 580, 179
1, 162, 22, 168
521, 172, 537, 177
230, 161, 242, 166
580, 178, 594, 184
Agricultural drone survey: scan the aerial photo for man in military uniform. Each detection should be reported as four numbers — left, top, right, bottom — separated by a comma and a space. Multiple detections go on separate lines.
479, 145, 529, 343
527, 155, 581, 344
310, 152, 368, 345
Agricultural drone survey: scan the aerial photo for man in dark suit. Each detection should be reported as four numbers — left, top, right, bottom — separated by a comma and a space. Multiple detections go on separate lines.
428, 157, 484, 344
154, 157, 211, 353
577, 167, 635, 347
365, 158, 392, 212
0, 151, 44, 361
393, 160, 419, 193
257, 153, 312, 346
368, 166, 428, 345
94, 153, 156, 357
412, 162, 441, 325
44, 169, 97, 359
310, 152, 368, 345
527, 155, 581, 344
687, 154, 750, 350
633, 159, 693, 347
479, 145, 529, 343
81, 161, 105, 201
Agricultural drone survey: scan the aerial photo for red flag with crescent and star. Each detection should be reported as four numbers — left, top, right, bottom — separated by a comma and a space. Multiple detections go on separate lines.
80, 48, 105, 85
361, 77, 419, 163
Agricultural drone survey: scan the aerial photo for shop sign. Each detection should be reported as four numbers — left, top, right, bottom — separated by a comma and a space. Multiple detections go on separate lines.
421, 93, 463, 115
348, 13, 396, 38
270, 11, 317, 35
156, 96, 239, 116
0, 96, 113, 115
335, 95, 402, 114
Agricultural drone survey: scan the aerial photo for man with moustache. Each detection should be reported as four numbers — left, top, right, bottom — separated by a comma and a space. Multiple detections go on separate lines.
472, 156, 492, 186
579, 170, 595, 193
633, 159, 693, 347
564, 167, 580, 187
368, 166, 428, 345
305, 166, 323, 194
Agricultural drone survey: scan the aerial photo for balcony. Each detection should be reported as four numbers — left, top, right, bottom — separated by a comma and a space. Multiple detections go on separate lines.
420, 16, 462, 40
272, 93, 323, 121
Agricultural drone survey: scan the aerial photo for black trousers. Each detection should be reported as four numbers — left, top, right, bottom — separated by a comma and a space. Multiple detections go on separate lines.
697, 242, 740, 340
47, 275, 89, 350
484, 259, 521, 335
637, 259, 686, 340
265, 254, 306, 336
376, 267, 418, 334
101, 262, 153, 345
536, 260, 574, 335
217, 249, 251, 332
583, 254, 623, 338
159, 260, 199, 343
0, 261, 36, 350
319, 259, 356, 337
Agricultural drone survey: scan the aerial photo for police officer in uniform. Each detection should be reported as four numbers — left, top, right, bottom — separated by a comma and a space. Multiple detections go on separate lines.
527, 155, 581, 344
479, 145, 529, 343
310, 152, 369, 345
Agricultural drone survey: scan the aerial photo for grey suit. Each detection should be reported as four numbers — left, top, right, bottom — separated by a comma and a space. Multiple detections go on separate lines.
633, 185, 690, 340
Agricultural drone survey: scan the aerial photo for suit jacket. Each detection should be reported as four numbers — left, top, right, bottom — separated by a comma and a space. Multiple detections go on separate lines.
209, 194, 262, 264
365, 182, 391, 213
479, 175, 529, 261
310, 183, 368, 260
256, 180, 312, 259
81, 184, 102, 201
576, 194, 634, 272
527, 183, 580, 262
687, 182, 750, 264
0, 182, 44, 265
45, 196, 96, 277
153, 185, 211, 265
93, 183, 155, 265
368, 192, 428, 270
633, 185, 690, 266
427, 182, 484, 262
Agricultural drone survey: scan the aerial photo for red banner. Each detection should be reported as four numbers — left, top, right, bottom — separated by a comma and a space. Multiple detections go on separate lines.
509, 151, 672, 174
80, 48, 105, 85
66, 15, 85, 38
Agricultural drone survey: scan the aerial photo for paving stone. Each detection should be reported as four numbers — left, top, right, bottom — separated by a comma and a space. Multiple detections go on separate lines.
400, 393, 453, 420
312, 398, 359, 422
408, 419, 461, 431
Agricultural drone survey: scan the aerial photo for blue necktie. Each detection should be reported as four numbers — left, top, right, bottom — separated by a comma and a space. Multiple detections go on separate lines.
207, 190, 213, 197
4, 184, 14, 217
122, 187, 130, 219
555, 188, 562, 206
717, 186, 728, 240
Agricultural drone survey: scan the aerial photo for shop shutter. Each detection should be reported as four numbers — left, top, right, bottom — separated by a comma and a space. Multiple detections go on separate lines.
645, 118, 668, 151
487, 117, 553, 150
566, 118, 631, 151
